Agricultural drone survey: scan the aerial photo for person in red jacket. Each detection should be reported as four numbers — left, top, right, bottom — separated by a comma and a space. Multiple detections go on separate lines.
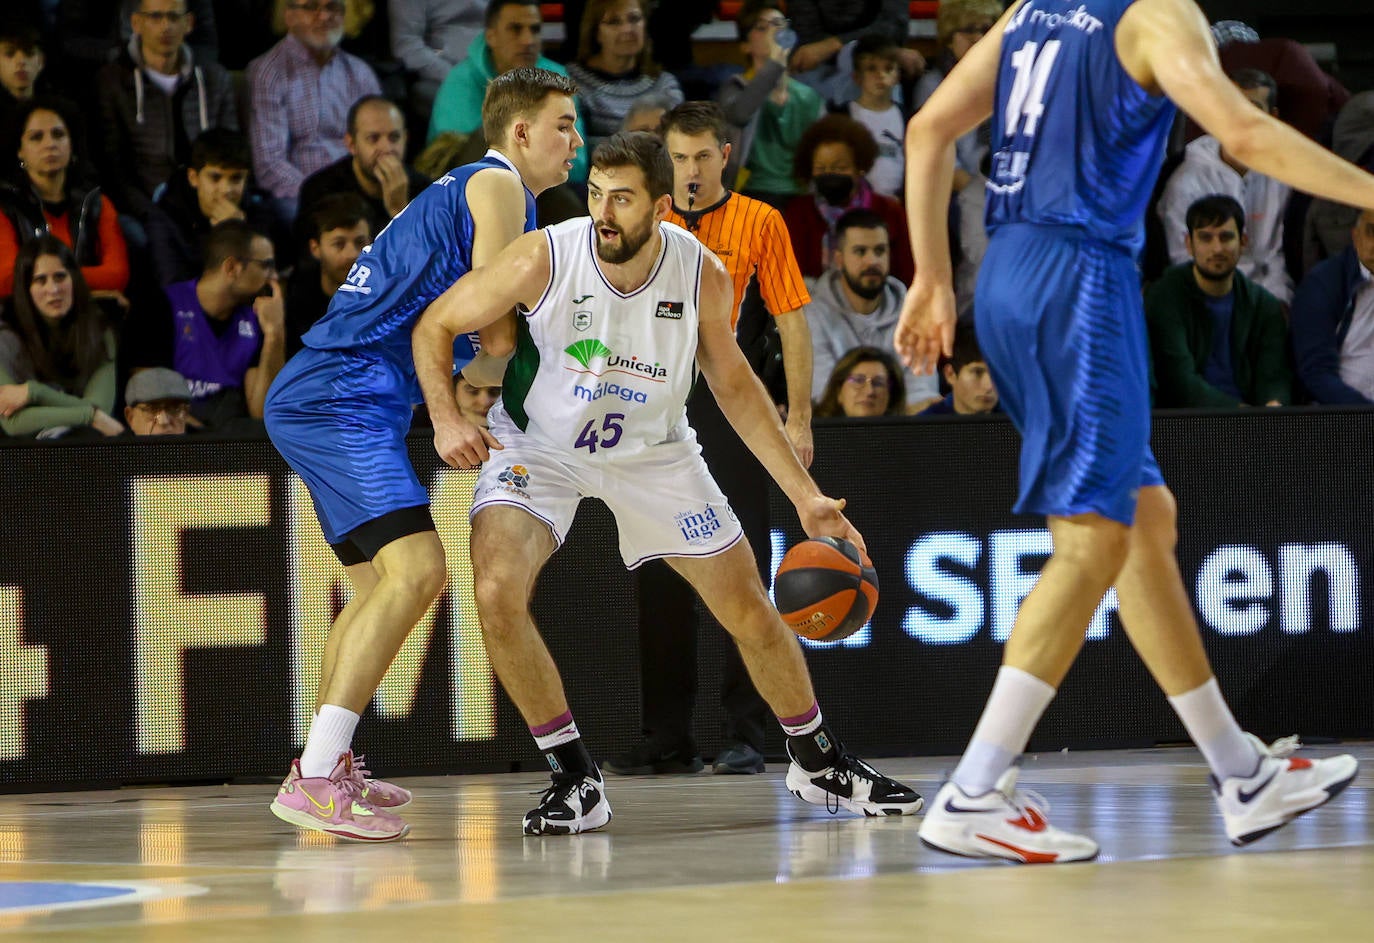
782, 112, 914, 283
0, 97, 129, 300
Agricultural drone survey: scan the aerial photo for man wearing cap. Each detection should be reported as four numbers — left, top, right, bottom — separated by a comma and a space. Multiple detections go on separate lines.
124, 367, 193, 435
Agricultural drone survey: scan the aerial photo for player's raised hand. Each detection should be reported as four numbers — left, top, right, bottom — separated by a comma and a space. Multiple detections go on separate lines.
894, 274, 955, 376
796, 493, 867, 557
433, 415, 503, 469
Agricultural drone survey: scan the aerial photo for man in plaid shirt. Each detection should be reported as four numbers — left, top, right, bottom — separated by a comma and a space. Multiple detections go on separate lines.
247, 0, 380, 223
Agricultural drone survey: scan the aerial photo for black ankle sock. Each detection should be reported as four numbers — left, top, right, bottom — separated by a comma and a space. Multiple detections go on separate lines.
787, 724, 841, 773
545, 737, 599, 779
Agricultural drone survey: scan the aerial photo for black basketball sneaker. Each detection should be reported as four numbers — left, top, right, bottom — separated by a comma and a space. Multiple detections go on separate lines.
785, 744, 924, 817
523, 769, 613, 835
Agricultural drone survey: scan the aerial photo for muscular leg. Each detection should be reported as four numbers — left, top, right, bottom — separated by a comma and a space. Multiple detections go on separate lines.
315, 531, 448, 712
667, 540, 815, 720
946, 511, 1130, 796
470, 506, 564, 724
317, 562, 380, 708
1113, 485, 1214, 695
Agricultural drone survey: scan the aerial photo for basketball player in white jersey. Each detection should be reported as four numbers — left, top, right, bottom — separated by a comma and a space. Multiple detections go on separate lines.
413, 132, 923, 834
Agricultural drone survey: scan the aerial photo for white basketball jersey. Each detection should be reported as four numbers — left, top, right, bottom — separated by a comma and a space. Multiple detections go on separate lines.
492, 218, 705, 460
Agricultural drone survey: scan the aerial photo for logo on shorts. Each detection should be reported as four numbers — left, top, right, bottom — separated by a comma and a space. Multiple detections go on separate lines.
654, 301, 683, 320
675, 505, 723, 546
573, 310, 592, 331
494, 464, 532, 500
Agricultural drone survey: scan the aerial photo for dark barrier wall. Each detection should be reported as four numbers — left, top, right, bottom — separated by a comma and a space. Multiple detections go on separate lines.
2, 411, 1372, 789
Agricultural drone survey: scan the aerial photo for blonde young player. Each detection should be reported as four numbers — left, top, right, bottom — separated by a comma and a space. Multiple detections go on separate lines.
412, 132, 923, 833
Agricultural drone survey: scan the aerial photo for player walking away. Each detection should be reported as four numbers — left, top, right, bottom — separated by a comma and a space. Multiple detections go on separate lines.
263, 68, 583, 842
412, 131, 923, 834
897, 0, 1374, 864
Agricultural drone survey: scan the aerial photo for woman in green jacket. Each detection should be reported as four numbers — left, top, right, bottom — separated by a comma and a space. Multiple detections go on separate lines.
0, 236, 123, 437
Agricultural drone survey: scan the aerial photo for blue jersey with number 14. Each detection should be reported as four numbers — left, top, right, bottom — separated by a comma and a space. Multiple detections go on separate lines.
300, 151, 538, 400
985, 0, 1175, 251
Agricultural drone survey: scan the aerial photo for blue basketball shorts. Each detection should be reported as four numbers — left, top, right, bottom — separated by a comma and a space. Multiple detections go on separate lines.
974, 224, 1165, 525
264, 347, 429, 546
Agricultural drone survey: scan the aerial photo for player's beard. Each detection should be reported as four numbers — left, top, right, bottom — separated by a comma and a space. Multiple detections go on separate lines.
596, 219, 653, 264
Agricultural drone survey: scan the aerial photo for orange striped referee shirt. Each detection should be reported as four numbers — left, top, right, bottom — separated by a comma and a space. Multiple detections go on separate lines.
665, 192, 810, 331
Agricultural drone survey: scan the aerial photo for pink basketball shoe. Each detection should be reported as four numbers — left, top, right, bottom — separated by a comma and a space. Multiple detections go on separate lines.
349, 754, 413, 811
270, 752, 410, 842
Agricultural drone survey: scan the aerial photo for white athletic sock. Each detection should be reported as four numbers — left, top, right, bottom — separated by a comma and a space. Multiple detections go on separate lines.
300, 704, 361, 778
1167, 678, 1262, 780
951, 666, 1056, 795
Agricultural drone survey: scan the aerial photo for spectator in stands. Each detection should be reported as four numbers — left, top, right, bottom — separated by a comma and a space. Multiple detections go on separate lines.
286, 192, 370, 352
565, 0, 683, 157
717, 2, 823, 210
1290, 208, 1374, 405
619, 91, 673, 133
782, 113, 914, 283
296, 95, 426, 256
805, 208, 937, 409
0, 236, 123, 437
388, 0, 485, 114
0, 99, 130, 300
1157, 70, 1293, 303
146, 129, 276, 287
455, 372, 500, 428
122, 365, 192, 435
0, 22, 47, 149
127, 219, 284, 426
786, 0, 916, 105
1216, 26, 1349, 143
843, 33, 904, 198
1304, 92, 1374, 272
97, 0, 239, 225
813, 345, 905, 418
955, 150, 990, 316
918, 317, 998, 416
427, 0, 589, 181
247, 0, 381, 224
1146, 195, 1291, 408
913, 0, 999, 191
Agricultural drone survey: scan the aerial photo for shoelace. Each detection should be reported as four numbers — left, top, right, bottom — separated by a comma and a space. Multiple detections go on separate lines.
1004, 785, 1051, 820
1264, 735, 1302, 758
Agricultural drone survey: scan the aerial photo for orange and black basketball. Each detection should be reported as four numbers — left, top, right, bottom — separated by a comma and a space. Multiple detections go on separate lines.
773, 537, 878, 642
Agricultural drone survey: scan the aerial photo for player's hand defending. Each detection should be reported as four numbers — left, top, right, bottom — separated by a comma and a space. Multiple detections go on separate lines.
894, 274, 955, 375
796, 494, 867, 557
434, 416, 503, 469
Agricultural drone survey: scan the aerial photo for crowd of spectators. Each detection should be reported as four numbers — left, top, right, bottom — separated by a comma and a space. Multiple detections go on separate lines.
0, 1, 1371, 442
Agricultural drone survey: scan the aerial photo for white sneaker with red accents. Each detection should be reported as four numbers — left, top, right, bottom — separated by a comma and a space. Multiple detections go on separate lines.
918, 768, 1099, 864
1214, 734, 1358, 845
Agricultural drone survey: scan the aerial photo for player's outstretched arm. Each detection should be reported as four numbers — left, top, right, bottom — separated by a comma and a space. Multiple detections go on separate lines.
1120, 0, 1374, 212
695, 255, 867, 554
895, 1, 1015, 375
412, 230, 551, 468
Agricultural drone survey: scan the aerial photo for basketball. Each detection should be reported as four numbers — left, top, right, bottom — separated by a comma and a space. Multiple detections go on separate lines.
773, 537, 878, 643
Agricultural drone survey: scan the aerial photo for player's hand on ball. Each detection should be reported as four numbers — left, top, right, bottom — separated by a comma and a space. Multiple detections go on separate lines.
434, 417, 503, 469
797, 494, 867, 558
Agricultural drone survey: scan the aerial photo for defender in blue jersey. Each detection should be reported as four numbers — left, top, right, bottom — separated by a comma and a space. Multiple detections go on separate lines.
897, 0, 1374, 863
262, 69, 583, 842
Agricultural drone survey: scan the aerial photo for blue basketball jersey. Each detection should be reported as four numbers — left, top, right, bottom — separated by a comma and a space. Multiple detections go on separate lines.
986, 0, 1175, 251
300, 151, 538, 399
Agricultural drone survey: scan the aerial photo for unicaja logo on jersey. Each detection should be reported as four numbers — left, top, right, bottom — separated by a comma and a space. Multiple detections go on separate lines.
564, 339, 669, 382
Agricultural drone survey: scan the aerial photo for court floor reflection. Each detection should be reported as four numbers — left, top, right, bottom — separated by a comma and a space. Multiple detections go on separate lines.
1, 744, 1371, 941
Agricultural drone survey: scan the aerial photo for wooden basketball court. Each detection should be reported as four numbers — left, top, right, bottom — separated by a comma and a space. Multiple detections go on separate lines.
2, 744, 1370, 941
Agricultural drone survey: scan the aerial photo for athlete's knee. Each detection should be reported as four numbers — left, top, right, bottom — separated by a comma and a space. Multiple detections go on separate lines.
387, 549, 447, 601
1052, 515, 1130, 579
1131, 486, 1179, 554
472, 560, 534, 630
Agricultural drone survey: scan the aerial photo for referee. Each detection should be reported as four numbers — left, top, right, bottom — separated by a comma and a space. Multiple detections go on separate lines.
604, 102, 814, 777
